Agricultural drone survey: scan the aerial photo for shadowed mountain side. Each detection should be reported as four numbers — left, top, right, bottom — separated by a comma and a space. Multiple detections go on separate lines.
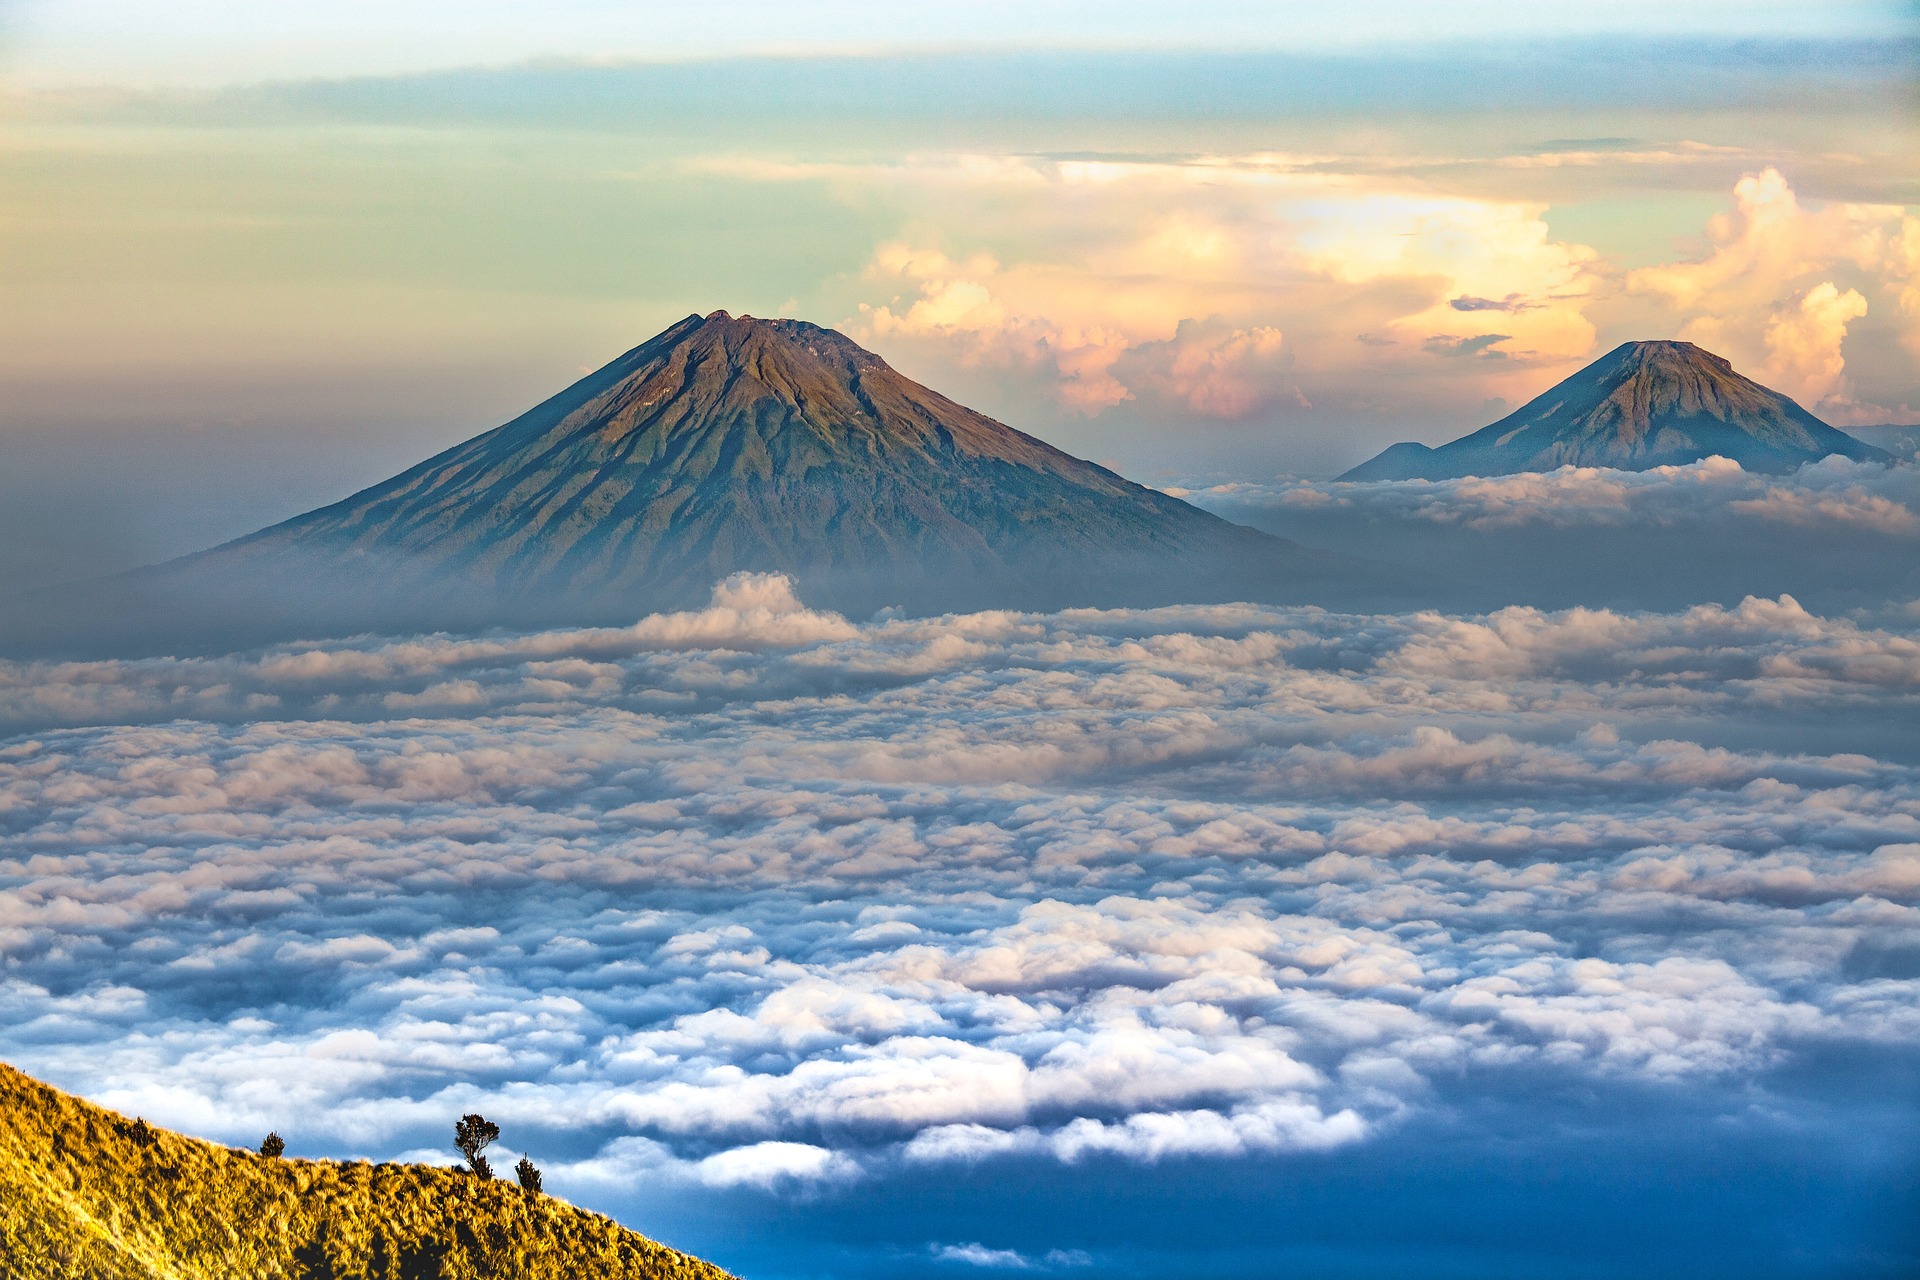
0, 313, 1381, 656
0, 1061, 734, 1280
1342, 341, 1890, 480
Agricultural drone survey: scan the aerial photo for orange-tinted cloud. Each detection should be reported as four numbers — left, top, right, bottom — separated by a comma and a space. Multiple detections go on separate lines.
1629, 168, 1917, 416
847, 161, 1611, 421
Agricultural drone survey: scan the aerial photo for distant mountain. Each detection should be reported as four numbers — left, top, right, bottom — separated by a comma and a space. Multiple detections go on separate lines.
28, 312, 1352, 649
0, 1059, 732, 1280
1845, 423, 1920, 462
1340, 341, 1890, 481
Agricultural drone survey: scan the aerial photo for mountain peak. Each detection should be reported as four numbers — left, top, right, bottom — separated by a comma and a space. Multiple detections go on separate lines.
1608, 338, 1724, 363
1589, 338, 1739, 388
133, 312, 1346, 637
1340, 339, 1889, 480
636, 311, 896, 401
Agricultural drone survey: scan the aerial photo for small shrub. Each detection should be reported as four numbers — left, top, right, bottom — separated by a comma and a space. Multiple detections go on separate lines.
260, 1133, 286, 1158
453, 1114, 500, 1179
515, 1157, 542, 1194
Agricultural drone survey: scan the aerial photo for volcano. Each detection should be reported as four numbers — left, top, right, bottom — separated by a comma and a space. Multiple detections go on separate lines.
1339, 341, 1890, 481
34, 312, 1348, 648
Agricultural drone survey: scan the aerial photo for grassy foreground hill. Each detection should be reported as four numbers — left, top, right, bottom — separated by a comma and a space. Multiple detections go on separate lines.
0, 1062, 736, 1280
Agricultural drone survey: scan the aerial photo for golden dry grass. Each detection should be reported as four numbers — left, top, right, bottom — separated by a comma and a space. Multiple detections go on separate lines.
0, 1061, 738, 1280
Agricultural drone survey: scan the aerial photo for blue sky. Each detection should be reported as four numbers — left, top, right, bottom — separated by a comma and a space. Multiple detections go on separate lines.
4, 1, 1910, 86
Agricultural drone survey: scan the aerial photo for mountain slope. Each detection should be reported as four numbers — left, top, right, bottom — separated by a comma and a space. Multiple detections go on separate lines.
154, 311, 1329, 628
1340, 340, 1889, 480
0, 1060, 733, 1280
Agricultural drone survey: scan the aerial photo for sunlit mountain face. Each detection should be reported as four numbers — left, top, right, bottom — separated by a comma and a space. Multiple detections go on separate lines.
138, 312, 1332, 629
0, 5, 1916, 1279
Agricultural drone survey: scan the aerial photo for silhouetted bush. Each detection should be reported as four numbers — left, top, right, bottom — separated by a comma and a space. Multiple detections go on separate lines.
453, 1114, 500, 1180
515, 1157, 542, 1194
260, 1132, 285, 1158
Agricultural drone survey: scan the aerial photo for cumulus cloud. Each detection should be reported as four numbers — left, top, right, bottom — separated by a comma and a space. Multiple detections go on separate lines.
1628, 168, 1919, 417
1728, 482, 1918, 534
1112, 319, 1306, 418
1, 575, 1917, 1212
693, 1141, 860, 1190
1761, 281, 1870, 407
697, 137, 1920, 463
838, 155, 1613, 421
858, 241, 1137, 413
817, 158, 1920, 434
857, 239, 1309, 417
930, 1243, 1092, 1270
1295, 191, 1598, 367
629, 571, 862, 649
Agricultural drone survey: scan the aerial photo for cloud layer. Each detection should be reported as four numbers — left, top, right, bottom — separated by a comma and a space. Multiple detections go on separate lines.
839, 163, 1919, 438
1187, 455, 1920, 534
2, 573, 1916, 1249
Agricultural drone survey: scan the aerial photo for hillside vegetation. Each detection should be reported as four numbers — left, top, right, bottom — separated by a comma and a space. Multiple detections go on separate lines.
0, 1061, 736, 1280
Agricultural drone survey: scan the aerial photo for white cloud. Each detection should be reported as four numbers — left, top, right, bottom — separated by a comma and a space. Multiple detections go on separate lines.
930, 1241, 1094, 1270
694, 1140, 860, 1190
842, 157, 1613, 420
1761, 281, 1870, 407
1728, 483, 1918, 534
1628, 168, 1919, 417
630, 572, 862, 649
932, 1243, 1035, 1269
1, 576, 1917, 1205
658, 150, 1920, 439
1193, 457, 1920, 537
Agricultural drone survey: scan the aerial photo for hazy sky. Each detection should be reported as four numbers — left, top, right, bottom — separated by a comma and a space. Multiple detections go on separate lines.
6, 2, 1908, 86
0, 6, 1915, 587
2, 12, 1919, 1279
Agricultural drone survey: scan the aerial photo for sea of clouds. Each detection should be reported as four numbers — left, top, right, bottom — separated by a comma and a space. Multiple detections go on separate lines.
1184, 455, 1920, 535
1186, 457, 1920, 619
2, 562, 1917, 1253
1182, 452, 1920, 533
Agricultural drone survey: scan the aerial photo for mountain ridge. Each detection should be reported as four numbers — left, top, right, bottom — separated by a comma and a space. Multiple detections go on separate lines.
1340, 340, 1889, 481
0, 1059, 734, 1280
